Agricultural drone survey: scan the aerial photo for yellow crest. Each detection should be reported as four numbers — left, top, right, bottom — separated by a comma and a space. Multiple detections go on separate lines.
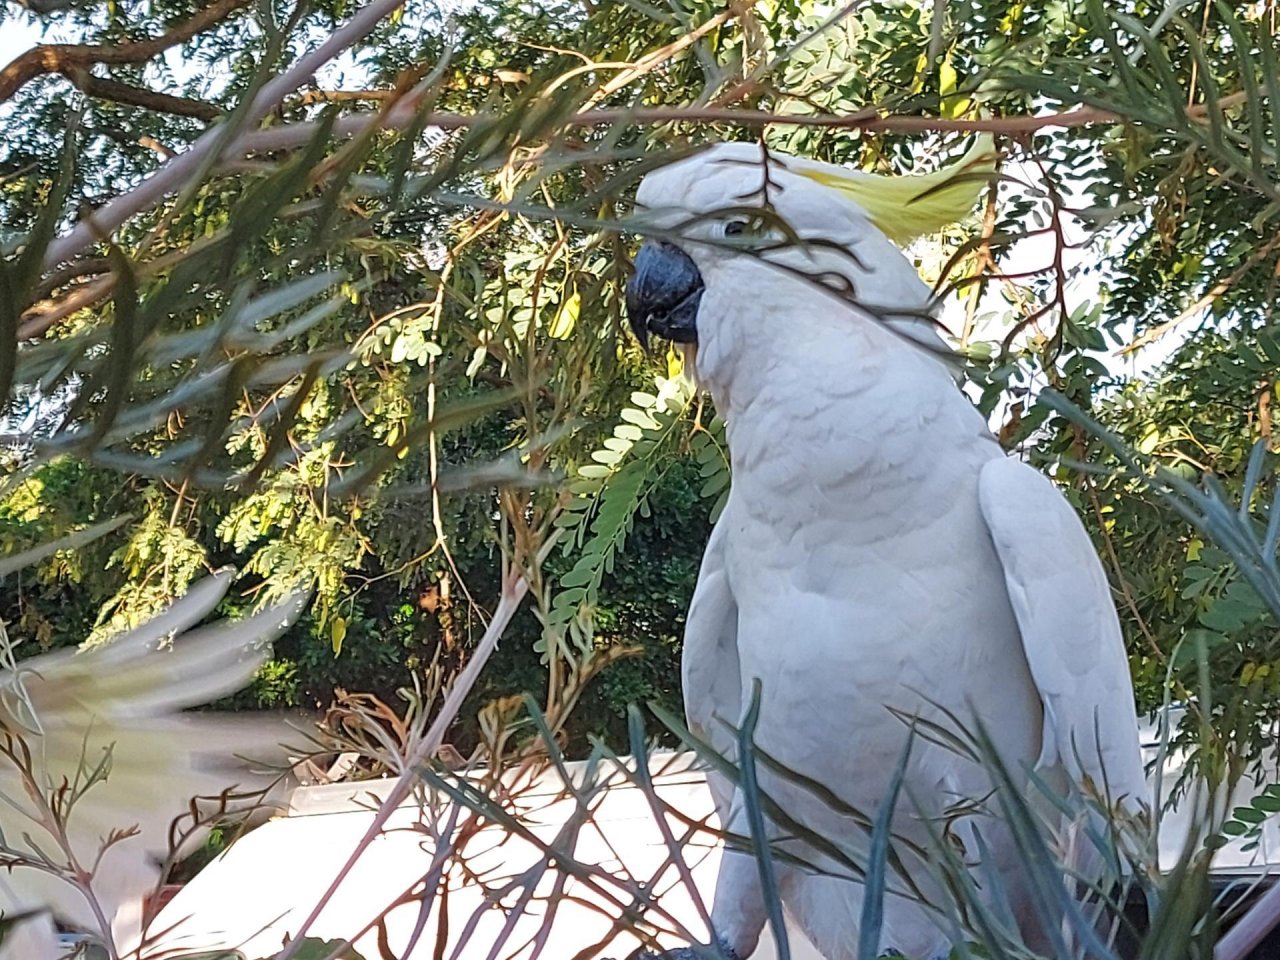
793, 134, 997, 244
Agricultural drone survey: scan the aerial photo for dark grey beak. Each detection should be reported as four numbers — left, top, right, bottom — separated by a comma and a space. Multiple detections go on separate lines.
625, 241, 703, 350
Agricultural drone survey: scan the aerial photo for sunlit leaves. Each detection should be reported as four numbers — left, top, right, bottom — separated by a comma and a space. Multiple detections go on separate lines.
544, 377, 694, 659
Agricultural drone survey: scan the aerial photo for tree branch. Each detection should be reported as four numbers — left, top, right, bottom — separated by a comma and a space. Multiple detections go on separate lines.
5, 0, 81, 12
35, 256, 110, 299
294, 89, 397, 105
0, 0, 252, 102
41, 0, 412, 272
230, 100, 1124, 162
28, 100, 1123, 284
74, 74, 221, 121
96, 125, 178, 160
1119, 232, 1280, 356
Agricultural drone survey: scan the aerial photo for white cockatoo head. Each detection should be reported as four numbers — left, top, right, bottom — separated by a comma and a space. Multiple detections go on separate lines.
625, 138, 995, 392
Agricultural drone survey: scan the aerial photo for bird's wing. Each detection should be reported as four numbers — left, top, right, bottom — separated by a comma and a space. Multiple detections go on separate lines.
977, 456, 1147, 807
0, 573, 308, 942
682, 520, 742, 820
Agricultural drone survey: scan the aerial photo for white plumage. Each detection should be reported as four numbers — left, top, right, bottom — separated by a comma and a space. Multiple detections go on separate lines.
0, 570, 304, 958
627, 143, 1147, 959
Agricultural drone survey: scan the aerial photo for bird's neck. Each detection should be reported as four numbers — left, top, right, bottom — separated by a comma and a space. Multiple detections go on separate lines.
695, 306, 891, 423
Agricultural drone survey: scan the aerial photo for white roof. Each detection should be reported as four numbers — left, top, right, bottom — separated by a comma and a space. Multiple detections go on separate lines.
134, 751, 822, 960
134, 732, 1280, 960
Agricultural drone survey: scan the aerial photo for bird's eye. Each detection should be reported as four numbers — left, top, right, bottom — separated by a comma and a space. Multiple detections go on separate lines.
723, 220, 748, 238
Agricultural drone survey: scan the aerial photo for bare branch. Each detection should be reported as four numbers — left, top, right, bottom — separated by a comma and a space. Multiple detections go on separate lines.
5, 0, 81, 11
232, 101, 1123, 162
241, 90, 1256, 158
74, 74, 221, 121
1119, 232, 1280, 356
35, 256, 109, 299
0, 0, 253, 102
294, 89, 398, 105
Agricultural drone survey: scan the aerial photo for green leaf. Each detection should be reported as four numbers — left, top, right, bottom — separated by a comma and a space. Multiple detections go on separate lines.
275, 939, 368, 960
1232, 805, 1269, 824
559, 564, 597, 588
1198, 599, 1258, 631
700, 471, 730, 498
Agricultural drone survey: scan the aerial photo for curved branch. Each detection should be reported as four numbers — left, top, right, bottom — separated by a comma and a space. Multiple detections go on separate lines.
5, 0, 81, 11
75, 74, 221, 121
35, 256, 109, 299
0, 0, 252, 102
294, 89, 397, 105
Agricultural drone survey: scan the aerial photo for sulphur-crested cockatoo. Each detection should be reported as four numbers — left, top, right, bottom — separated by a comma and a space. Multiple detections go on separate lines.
625, 141, 1147, 959
0, 570, 304, 959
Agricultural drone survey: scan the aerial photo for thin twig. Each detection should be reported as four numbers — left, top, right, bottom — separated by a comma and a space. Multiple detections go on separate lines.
1084, 476, 1168, 664
1120, 233, 1280, 356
